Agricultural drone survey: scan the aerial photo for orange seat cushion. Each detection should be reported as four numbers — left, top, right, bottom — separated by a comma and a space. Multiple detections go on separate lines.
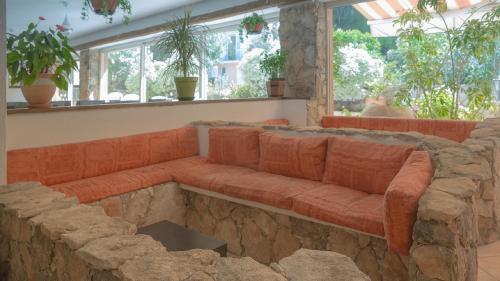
323, 137, 415, 194
51, 164, 173, 203
208, 127, 264, 169
148, 127, 199, 164
222, 172, 322, 209
292, 184, 385, 236
384, 151, 433, 255
258, 132, 328, 181
165, 159, 257, 193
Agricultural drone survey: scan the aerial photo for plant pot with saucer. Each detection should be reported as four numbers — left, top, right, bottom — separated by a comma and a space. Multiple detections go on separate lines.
81, 0, 132, 23
239, 13, 268, 42
7, 17, 78, 108
154, 11, 206, 101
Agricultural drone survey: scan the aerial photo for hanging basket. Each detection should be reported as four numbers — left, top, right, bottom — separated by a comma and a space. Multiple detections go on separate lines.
244, 23, 264, 35
90, 0, 119, 15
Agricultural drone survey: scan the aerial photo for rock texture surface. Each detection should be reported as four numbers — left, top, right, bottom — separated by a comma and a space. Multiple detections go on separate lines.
91, 182, 186, 228
0, 182, 368, 281
280, 2, 331, 126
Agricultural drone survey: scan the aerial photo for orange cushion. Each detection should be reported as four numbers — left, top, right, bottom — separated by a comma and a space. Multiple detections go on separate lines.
83, 139, 119, 178
259, 132, 328, 181
51, 164, 173, 203
384, 151, 433, 255
323, 137, 415, 194
261, 119, 290, 126
7, 127, 199, 185
166, 160, 257, 193
208, 127, 264, 169
222, 172, 322, 209
292, 184, 385, 236
149, 127, 199, 164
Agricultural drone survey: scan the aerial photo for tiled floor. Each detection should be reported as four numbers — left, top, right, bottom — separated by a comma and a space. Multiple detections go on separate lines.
479, 241, 500, 281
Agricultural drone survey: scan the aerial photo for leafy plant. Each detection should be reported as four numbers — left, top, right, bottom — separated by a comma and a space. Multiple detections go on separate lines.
239, 13, 269, 41
154, 11, 206, 78
394, 0, 499, 119
81, 0, 132, 24
6, 17, 78, 90
259, 49, 286, 79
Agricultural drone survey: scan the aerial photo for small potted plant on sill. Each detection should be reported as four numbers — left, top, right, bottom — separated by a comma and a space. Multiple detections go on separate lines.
6, 17, 78, 108
260, 49, 286, 97
81, 0, 132, 23
239, 13, 268, 42
154, 11, 205, 101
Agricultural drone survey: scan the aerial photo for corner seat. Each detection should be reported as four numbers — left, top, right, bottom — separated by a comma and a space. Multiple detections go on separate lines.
291, 184, 385, 237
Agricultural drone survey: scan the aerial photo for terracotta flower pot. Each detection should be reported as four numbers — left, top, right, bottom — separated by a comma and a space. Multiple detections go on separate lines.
267, 79, 285, 97
21, 74, 56, 108
90, 0, 119, 15
245, 23, 264, 35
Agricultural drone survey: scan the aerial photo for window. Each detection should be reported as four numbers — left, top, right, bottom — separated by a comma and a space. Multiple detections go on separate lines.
97, 11, 280, 103
203, 21, 280, 100
106, 47, 141, 102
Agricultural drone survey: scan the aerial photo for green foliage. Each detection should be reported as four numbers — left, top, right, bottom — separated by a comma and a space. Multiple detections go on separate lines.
333, 6, 370, 32
81, 0, 132, 24
333, 29, 382, 54
229, 84, 264, 99
393, 1, 499, 120
239, 13, 269, 42
259, 49, 286, 79
154, 11, 206, 78
6, 20, 78, 91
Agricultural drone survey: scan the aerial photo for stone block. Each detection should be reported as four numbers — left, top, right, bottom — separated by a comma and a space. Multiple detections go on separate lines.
76, 234, 166, 271
418, 189, 467, 222
278, 249, 369, 281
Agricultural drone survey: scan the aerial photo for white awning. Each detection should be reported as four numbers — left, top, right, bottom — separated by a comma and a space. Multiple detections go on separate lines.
352, 0, 497, 37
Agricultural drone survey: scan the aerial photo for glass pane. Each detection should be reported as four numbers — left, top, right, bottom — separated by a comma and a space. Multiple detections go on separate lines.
107, 47, 141, 102
204, 21, 281, 100
145, 45, 176, 101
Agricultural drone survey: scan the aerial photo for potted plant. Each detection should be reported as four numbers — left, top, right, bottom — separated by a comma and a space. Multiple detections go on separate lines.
154, 11, 205, 101
260, 49, 286, 97
81, 0, 132, 23
239, 13, 268, 41
6, 17, 78, 108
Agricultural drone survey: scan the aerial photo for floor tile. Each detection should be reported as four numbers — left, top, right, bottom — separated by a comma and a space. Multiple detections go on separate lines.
479, 256, 500, 279
479, 241, 500, 258
478, 268, 499, 281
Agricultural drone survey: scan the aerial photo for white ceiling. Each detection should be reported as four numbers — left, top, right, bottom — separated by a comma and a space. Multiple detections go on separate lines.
6, 0, 206, 38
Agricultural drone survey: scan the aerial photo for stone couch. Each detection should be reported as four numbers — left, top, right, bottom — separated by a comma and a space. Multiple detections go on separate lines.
0, 182, 370, 281
6, 117, 500, 281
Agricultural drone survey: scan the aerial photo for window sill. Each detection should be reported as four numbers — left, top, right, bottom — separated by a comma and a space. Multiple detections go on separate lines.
7, 97, 308, 115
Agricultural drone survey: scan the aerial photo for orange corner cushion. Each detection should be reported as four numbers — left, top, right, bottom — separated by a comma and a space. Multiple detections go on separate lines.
258, 132, 328, 181
384, 151, 433, 255
323, 137, 416, 194
208, 127, 264, 169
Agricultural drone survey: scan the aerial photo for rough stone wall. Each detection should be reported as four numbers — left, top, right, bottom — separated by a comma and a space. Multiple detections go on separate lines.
79, 49, 100, 101
90, 183, 186, 228
279, 2, 330, 126
0, 182, 369, 281
464, 117, 500, 244
184, 190, 409, 281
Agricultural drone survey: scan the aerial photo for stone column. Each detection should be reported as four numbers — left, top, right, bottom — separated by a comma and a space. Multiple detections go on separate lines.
0, 0, 7, 184
79, 49, 101, 100
279, 2, 333, 126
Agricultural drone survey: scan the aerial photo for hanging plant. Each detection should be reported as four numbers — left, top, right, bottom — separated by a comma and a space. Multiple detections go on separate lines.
238, 13, 268, 42
81, 0, 132, 24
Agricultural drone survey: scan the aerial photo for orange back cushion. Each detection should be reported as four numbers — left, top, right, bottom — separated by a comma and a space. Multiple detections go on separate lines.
259, 132, 328, 181
7, 127, 200, 185
323, 137, 416, 194
208, 127, 264, 169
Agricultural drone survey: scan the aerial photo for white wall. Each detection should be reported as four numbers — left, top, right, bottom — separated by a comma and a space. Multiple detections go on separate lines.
6, 99, 307, 150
